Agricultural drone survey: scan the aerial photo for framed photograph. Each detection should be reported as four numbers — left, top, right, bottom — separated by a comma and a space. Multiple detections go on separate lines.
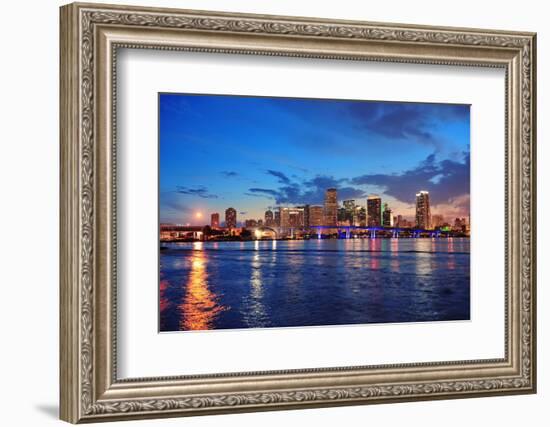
60, 2, 537, 423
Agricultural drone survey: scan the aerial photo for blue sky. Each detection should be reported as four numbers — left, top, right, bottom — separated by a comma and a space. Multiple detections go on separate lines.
159, 93, 470, 226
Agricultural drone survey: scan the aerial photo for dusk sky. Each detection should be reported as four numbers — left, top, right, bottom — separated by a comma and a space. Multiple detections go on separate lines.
159, 93, 470, 226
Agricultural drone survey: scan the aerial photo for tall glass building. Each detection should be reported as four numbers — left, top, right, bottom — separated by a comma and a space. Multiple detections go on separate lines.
324, 188, 338, 226
415, 191, 431, 229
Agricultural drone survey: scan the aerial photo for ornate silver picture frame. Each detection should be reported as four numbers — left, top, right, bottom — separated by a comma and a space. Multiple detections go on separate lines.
60, 2, 536, 423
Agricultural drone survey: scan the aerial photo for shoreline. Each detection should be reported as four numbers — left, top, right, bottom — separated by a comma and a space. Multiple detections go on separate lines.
160, 236, 470, 244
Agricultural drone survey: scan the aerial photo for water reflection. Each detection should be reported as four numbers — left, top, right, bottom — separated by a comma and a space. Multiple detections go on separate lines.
179, 247, 225, 330
159, 279, 170, 314
242, 248, 268, 327
390, 238, 400, 272
160, 238, 470, 331
369, 238, 381, 270
447, 238, 456, 270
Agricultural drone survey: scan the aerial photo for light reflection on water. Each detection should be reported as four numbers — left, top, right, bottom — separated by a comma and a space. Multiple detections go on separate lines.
159, 238, 470, 332
241, 249, 269, 327
178, 247, 226, 331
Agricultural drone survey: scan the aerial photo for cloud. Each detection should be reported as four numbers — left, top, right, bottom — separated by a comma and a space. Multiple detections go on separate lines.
266, 169, 292, 184
221, 171, 238, 177
159, 193, 192, 223
431, 194, 470, 220
161, 195, 191, 213
350, 152, 469, 205
348, 102, 469, 151
175, 186, 218, 199
247, 173, 366, 205
248, 188, 280, 197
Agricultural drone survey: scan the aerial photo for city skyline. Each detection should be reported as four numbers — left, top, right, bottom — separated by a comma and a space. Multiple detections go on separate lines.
163, 188, 468, 231
160, 93, 470, 226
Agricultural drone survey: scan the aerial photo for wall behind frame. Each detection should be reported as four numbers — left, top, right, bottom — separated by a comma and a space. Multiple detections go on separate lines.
0, 0, 545, 426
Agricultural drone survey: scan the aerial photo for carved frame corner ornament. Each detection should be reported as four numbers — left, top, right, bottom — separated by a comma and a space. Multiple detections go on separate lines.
60, 2, 536, 423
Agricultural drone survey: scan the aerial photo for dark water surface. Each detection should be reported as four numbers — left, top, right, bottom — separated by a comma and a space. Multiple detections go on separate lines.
159, 238, 470, 332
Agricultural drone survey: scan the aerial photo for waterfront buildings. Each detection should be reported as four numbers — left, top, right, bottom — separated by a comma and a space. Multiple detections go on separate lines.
355, 206, 367, 226
397, 214, 403, 227
225, 207, 237, 229
211, 212, 219, 228
453, 217, 468, 231
264, 210, 274, 226
245, 219, 258, 228
302, 205, 311, 227
169, 187, 462, 241
367, 195, 382, 227
279, 207, 304, 228
289, 208, 304, 227
382, 203, 393, 227
415, 191, 431, 229
309, 205, 324, 226
274, 209, 281, 227
431, 214, 444, 229
342, 199, 356, 225
324, 188, 338, 226
337, 206, 348, 226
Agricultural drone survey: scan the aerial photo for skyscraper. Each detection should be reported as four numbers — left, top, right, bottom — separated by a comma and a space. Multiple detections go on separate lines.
337, 207, 348, 225
280, 207, 304, 228
264, 210, 274, 227
367, 195, 382, 227
211, 213, 220, 228
309, 206, 324, 226
356, 206, 367, 226
225, 207, 237, 229
280, 207, 290, 228
396, 214, 404, 227
415, 191, 431, 229
382, 203, 393, 227
324, 188, 338, 226
343, 199, 356, 225
302, 205, 311, 228
274, 209, 281, 227
288, 208, 304, 228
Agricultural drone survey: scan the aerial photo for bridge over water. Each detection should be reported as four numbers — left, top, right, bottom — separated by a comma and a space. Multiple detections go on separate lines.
255, 225, 449, 239
161, 224, 452, 241
310, 225, 445, 239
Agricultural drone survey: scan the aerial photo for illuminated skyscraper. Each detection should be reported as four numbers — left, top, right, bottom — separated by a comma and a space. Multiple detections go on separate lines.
280, 207, 289, 228
225, 207, 237, 229
302, 205, 311, 227
280, 207, 304, 228
367, 195, 382, 227
288, 208, 304, 228
343, 199, 356, 225
274, 209, 281, 227
264, 210, 274, 227
356, 206, 367, 226
211, 213, 220, 228
309, 206, 324, 226
324, 188, 338, 226
382, 203, 393, 227
337, 207, 348, 225
415, 191, 431, 229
